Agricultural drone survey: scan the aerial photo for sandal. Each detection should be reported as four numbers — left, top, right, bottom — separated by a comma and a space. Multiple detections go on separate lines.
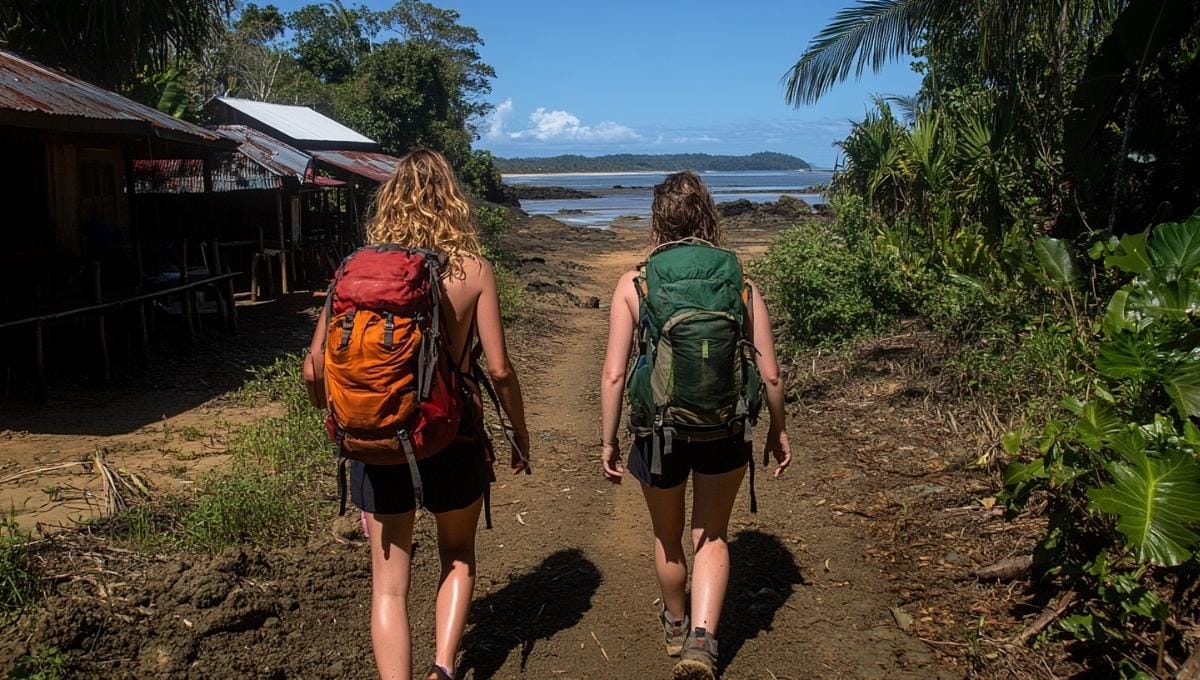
661, 605, 689, 657
671, 627, 718, 680
426, 664, 453, 680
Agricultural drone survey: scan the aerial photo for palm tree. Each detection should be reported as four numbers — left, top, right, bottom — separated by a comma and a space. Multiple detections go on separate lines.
783, 0, 1123, 108
0, 0, 230, 90
784, 0, 936, 107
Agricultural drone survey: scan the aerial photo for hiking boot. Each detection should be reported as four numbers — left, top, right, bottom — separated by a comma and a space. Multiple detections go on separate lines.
671, 627, 718, 680
661, 606, 689, 657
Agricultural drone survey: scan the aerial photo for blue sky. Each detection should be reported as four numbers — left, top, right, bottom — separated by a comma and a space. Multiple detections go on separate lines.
271, 1, 923, 167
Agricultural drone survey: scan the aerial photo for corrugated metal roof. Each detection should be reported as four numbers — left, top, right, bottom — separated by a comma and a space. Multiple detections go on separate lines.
213, 124, 312, 182
0, 49, 225, 146
133, 157, 281, 194
216, 97, 375, 145
312, 150, 401, 183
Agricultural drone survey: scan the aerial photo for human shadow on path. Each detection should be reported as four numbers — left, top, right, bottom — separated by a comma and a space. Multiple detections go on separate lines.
719, 530, 807, 671
457, 548, 601, 678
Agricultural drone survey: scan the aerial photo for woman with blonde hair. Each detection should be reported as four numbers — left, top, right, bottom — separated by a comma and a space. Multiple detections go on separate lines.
598, 171, 791, 679
304, 149, 530, 680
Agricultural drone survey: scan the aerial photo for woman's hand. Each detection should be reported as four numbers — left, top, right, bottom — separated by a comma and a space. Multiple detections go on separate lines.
765, 429, 792, 477
510, 429, 530, 475
601, 442, 624, 483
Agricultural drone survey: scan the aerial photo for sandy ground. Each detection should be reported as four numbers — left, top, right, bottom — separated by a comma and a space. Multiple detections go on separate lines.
1, 213, 1062, 678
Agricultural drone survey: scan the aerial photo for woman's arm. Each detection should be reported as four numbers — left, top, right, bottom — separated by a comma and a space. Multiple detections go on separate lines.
474, 259, 530, 473
302, 302, 328, 410
599, 271, 638, 482
748, 280, 792, 476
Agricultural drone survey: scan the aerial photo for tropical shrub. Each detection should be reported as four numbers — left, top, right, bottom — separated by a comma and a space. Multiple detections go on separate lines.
756, 216, 910, 350
1002, 214, 1200, 671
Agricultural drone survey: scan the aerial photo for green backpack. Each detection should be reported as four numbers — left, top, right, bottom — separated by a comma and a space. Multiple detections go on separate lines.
626, 238, 764, 492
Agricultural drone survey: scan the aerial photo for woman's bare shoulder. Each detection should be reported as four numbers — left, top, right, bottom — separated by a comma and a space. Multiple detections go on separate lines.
446, 254, 493, 289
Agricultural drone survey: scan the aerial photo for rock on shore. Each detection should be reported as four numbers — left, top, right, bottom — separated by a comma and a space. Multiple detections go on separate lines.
719, 195, 814, 220
504, 184, 599, 201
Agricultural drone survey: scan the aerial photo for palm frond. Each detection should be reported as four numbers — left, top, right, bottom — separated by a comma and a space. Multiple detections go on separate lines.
881, 93, 923, 124
784, 0, 936, 107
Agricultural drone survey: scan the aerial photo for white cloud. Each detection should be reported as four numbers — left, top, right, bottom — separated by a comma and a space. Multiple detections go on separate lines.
509, 107, 640, 143
671, 135, 721, 144
486, 98, 515, 140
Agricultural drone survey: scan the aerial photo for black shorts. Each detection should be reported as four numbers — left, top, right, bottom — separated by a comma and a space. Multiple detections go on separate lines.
351, 440, 490, 515
628, 434, 751, 489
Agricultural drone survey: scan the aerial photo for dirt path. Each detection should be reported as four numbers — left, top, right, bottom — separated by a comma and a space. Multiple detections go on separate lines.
2, 215, 971, 679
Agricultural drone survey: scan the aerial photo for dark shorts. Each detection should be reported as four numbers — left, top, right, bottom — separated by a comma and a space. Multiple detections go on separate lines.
628, 434, 751, 489
351, 440, 490, 515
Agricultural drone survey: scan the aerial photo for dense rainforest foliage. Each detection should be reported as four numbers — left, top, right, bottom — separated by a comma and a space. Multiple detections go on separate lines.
754, 0, 1200, 674
495, 152, 811, 174
0, 0, 509, 202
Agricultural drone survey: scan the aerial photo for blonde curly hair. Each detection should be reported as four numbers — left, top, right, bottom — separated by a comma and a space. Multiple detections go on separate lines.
365, 149, 482, 276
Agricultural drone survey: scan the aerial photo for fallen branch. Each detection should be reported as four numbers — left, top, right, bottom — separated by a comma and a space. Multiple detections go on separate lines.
975, 555, 1033, 582
1013, 590, 1077, 645
0, 461, 90, 485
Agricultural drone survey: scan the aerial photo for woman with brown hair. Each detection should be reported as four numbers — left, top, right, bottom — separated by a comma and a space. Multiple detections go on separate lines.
304, 149, 530, 680
598, 171, 792, 679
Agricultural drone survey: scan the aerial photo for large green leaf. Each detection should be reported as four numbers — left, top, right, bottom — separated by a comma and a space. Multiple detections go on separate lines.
1163, 357, 1200, 419
1105, 232, 1152, 274
1089, 450, 1200, 566
1148, 216, 1200, 281
1075, 400, 1125, 450
1096, 331, 1161, 380
1033, 237, 1081, 288
1127, 278, 1200, 321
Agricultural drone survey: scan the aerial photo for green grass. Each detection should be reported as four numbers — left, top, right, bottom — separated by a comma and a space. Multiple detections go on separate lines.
493, 264, 526, 322
179, 353, 330, 552
178, 425, 205, 442
0, 516, 41, 615
7, 646, 67, 680
89, 354, 333, 555
182, 468, 313, 552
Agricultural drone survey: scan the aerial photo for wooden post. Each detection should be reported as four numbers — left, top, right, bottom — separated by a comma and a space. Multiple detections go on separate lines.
250, 255, 260, 303
226, 276, 238, 334
276, 187, 288, 294
280, 250, 290, 295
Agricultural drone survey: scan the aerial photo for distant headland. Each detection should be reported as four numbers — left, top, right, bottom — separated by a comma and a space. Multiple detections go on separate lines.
495, 151, 812, 174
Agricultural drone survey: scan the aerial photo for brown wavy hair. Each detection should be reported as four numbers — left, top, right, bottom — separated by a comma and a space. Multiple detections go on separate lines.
365, 149, 482, 275
650, 171, 722, 246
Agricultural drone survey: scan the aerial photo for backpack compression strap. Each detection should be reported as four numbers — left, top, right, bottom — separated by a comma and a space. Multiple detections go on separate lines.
632, 272, 671, 476
742, 280, 758, 514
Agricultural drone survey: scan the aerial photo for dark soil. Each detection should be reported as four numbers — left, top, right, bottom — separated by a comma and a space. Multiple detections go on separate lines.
1, 214, 1068, 679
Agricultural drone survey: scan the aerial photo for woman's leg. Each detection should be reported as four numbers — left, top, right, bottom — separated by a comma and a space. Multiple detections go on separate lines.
432, 496, 483, 676
689, 465, 745, 634
366, 510, 417, 680
640, 481, 689, 620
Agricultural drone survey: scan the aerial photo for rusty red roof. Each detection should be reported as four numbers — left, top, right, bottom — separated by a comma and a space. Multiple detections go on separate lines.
312, 150, 401, 183
133, 156, 282, 193
0, 49, 226, 147
213, 124, 312, 182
